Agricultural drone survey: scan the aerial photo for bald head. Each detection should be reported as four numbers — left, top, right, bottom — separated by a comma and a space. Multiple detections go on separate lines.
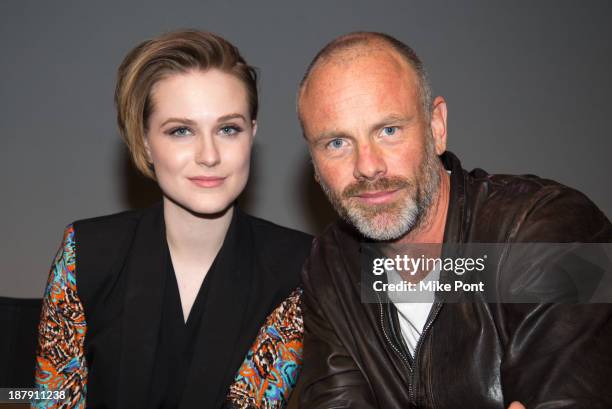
297, 32, 433, 131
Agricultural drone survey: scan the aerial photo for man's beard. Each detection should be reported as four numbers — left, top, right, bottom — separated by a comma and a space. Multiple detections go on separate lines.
315, 134, 441, 241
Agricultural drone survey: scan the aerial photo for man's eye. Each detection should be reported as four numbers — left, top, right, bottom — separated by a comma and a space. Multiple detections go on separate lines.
382, 126, 398, 136
219, 125, 242, 136
327, 138, 346, 149
169, 127, 193, 137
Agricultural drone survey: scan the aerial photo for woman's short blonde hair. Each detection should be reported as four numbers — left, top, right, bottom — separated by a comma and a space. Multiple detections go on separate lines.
114, 29, 258, 179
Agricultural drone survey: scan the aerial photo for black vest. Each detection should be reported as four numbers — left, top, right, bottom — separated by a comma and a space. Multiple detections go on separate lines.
73, 203, 312, 409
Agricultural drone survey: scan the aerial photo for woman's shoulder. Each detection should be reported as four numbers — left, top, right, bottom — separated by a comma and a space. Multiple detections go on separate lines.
72, 206, 147, 237
71, 202, 162, 245
239, 211, 313, 283
69, 203, 161, 274
240, 210, 313, 251
65, 204, 162, 312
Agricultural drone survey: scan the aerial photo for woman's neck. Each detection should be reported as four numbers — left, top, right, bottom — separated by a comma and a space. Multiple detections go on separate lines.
162, 198, 234, 262
162, 198, 233, 322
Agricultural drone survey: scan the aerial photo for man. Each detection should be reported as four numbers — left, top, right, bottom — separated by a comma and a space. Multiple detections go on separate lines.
296, 32, 612, 408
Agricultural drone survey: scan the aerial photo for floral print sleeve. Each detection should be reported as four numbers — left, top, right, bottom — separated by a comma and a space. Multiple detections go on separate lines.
32, 225, 87, 409
226, 287, 304, 409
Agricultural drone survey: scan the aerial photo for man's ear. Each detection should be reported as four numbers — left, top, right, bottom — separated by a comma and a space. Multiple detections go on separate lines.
430, 96, 448, 155
311, 158, 321, 183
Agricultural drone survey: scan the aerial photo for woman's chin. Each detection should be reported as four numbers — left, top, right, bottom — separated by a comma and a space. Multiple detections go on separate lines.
190, 203, 233, 218
164, 195, 235, 219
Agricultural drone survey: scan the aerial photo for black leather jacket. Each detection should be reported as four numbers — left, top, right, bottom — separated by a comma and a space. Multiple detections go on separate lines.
299, 151, 612, 409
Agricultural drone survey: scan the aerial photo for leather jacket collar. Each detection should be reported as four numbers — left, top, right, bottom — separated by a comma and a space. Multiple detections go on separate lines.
299, 150, 612, 408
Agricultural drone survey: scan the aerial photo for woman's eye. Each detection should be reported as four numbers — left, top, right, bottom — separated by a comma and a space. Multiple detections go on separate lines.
327, 138, 346, 150
169, 127, 193, 137
219, 126, 241, 136
382, 126, 398, 136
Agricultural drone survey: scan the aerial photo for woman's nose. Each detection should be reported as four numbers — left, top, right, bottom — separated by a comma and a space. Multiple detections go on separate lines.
195, 135, 221, 167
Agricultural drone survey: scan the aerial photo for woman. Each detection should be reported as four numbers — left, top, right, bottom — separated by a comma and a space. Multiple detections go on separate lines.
33, 30, 311, 409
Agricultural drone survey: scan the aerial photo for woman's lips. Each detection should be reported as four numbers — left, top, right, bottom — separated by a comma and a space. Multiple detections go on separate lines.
355, 189, 399, 204
188, 176, 226, 188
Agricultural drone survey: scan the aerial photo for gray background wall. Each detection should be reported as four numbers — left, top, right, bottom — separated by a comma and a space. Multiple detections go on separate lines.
1, 0, 610, 298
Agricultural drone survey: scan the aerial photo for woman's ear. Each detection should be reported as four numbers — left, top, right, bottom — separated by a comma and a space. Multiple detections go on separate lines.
143, 136, 153, 163
251, 120, 258, 144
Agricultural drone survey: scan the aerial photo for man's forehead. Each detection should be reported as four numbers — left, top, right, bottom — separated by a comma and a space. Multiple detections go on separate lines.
301, 45, 418, 106
302, 90, 420, 144
311, 45, 411, 81
303, 54, 417, 113
319, 43, 398, 67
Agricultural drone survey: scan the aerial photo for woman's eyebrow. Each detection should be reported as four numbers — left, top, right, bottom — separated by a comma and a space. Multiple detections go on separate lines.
160, 117, 197, 127
159, 114, 247, 128
217, 113, 246, 122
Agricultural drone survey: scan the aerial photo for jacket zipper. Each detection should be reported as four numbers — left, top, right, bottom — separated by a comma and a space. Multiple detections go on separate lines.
409, 302, 443, 403
376, 290, 444, 406
376, 292, 412, 372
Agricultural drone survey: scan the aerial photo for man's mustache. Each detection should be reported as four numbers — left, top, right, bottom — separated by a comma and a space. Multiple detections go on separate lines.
342, 176, 412, 199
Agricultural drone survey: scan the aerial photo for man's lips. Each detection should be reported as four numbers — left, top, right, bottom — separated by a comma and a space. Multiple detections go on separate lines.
353, 189, 400, 204
188, 176, 226, 188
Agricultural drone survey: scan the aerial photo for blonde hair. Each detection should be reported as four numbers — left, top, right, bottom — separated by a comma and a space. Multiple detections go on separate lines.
115, 29, 258, 179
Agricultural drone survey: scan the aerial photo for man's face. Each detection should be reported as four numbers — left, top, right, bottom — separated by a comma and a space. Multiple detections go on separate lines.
299, 48, 445, 241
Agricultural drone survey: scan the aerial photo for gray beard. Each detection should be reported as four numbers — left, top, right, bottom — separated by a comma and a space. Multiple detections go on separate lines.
314, 135, 441, 241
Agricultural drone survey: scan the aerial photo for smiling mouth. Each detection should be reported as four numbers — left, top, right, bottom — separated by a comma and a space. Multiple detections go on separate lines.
188, 176, 226, 188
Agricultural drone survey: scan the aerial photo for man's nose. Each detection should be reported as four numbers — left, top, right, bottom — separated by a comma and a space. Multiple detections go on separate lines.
354, 142, 386, 180
195, 135, 221, 167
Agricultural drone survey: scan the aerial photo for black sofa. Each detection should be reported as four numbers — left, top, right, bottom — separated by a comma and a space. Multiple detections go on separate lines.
0, 297, 41, 388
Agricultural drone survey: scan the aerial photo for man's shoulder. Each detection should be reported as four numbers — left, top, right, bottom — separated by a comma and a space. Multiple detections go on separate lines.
302, 220, 362, 290
465, 170, 610, 242
470, 169, 568, 195
310, 219, 360, 256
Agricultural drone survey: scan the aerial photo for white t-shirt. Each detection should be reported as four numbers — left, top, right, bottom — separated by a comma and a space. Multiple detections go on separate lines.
386, 267, 439, 356
385, 168, 450, 355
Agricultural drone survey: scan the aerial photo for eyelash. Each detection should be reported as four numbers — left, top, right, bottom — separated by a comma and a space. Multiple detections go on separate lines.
325, 138, 348, 150
165, 125, 244, 137
167, 126, 193, 137
218, 125, 243, 136
381, 126, 400, 136
324, 127, 400, 150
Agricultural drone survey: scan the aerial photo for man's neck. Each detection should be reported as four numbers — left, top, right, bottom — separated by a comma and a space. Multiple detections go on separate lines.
396, 166, 450, 245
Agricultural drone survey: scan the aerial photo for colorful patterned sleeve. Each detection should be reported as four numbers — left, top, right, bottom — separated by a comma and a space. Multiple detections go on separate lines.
225, 287, 304, 409
32, 225, 87, 409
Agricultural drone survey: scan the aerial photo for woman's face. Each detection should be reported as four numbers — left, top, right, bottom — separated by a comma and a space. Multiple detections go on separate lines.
145, 69, 256, 215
